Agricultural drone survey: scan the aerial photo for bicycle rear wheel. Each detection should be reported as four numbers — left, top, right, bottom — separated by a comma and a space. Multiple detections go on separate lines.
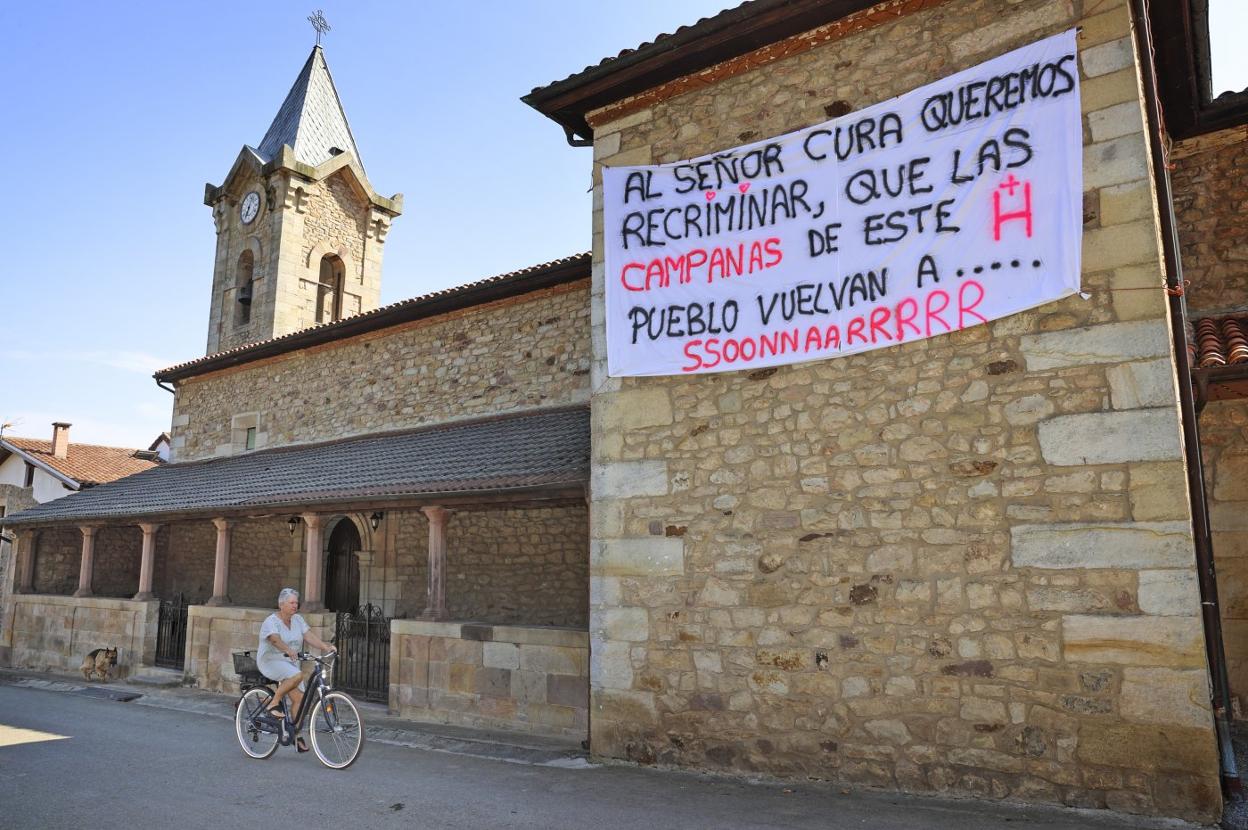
308, 691, 363, 769
235, 687, 280, 759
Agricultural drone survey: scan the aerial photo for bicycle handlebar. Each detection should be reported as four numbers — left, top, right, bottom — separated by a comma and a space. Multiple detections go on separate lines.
296, 650, 337, 662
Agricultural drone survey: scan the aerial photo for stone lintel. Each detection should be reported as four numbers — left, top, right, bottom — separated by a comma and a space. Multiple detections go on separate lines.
1038, 409, 1182, 466
592, 537, 684, 577
1011, 521, 1193, 569
1019, 320, 1168, 371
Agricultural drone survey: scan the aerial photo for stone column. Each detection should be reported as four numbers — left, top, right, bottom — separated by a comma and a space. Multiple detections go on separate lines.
73, 526, 97, 598
206, 518, 233, 606
301, 513, 325, 612
132, 523, 161, 601
421, 506, 451, 620
14, 530, 35, 593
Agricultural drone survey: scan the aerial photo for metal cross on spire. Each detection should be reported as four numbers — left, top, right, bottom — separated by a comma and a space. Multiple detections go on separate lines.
308, 9, 331, 45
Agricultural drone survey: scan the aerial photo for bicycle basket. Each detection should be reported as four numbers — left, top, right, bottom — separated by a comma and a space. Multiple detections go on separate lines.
232, 651, 264, 682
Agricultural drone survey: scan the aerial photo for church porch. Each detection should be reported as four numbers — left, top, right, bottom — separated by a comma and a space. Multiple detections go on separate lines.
0, 409, 590, 739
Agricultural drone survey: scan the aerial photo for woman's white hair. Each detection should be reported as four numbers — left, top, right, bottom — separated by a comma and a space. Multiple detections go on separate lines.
277, 587, 300, 605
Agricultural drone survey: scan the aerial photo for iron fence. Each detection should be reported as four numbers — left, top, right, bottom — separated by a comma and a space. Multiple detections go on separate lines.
333, 604, 390, 703
155, 593, 188, 670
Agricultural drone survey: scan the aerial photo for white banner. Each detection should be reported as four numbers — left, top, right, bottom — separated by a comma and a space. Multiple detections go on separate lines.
603, 30, 1082, 377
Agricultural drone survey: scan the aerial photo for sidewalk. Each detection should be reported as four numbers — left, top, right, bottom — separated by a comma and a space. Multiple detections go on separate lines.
0, 666, 1214, 829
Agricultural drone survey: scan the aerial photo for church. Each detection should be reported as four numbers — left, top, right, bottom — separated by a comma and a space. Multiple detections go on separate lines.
4, 0, 1248, 822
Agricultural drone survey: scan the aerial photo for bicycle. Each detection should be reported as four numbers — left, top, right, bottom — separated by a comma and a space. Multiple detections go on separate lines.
232, 650, 364, 769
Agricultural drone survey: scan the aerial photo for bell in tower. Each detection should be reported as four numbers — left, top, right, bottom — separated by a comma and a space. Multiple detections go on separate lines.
202, 43, 402, 356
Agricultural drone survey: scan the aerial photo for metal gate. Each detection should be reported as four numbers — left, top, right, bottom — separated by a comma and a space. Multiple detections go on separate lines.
154, 593, 188, 670
333, 604, 390, 703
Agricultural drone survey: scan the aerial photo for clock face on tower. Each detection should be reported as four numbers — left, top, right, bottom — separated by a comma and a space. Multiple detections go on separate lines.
240, 191, 261, 225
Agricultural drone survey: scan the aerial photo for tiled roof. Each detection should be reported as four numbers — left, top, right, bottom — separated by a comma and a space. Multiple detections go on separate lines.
155, 253, 590, 382
0, 408, 589, 527
255, 45, 363, 171
1189, 315, 1248, 370
529, 0, 760, 95
2, 438, 161, 487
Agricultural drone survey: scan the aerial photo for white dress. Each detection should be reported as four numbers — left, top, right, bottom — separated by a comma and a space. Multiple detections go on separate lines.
257, 612, 309, 684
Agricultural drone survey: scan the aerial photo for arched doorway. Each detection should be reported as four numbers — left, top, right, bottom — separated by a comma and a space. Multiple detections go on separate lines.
325, 519, 361, 614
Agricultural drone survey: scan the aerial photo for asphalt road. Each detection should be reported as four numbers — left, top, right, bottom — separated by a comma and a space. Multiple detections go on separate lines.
0, 684, 1194, 830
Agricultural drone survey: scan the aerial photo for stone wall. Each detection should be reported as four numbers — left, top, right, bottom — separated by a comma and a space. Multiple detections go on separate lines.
91, 525, 142, 598
1172, 129, 1248, 314
586, 0, 1219, 821
388, 506, 588, 626
32, 527, 81, 595
0, 484, 36, 648
186, 605, 333, 693
7, 594, 158, 677
1172, 127, 1248, 705
174, 282, 590, 461
447, 507, 588, 627
231, 519, 304, 608
390, 620, 588, 740
156, 522, 217, 603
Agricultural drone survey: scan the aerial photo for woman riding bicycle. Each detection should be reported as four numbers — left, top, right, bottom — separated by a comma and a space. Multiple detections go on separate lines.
258, 587, 334, 752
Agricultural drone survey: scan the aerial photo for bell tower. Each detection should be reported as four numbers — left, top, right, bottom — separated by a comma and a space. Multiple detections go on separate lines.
203, 45, 402, 356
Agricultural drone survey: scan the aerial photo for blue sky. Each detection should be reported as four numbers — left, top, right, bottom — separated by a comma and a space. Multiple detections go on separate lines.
2, 2, 1245, 450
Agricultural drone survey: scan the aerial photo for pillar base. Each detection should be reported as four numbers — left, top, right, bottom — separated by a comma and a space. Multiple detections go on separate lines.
302, 601, 325, 613
72, 588, 93, 598
131, 592, 156, 602
420, 608, 449, 621
204, 595, 231, 607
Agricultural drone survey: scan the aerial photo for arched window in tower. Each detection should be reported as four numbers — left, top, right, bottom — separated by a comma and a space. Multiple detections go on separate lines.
316, 254, 346, 324
233, 249, 255, 328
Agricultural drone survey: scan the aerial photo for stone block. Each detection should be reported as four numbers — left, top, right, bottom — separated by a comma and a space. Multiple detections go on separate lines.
1019, 320, 1167, 371
1083, 137, 1149, 191
476, 666, 512, 699
1083, 219, 1159, 272
1037, 409, 1181, 466
592, 688, 658, 726
1099, 181, 1152, 227
590, 640, 633, 690
1106, 360, 1174, 409
1120, 667, 1211, 728
595, 389, 673, 431
1081, 37, 1135, 79
483, 641, 519, 670
1137, 570, 1200, 616
1081, 68, 1141, 114
1088, 101, 1145, 143
597, 607, 648, 642
592, 461, 669, 499
448, 663, 477, 695
1077, 723, 1216, 775
547, 673, 587, 708
520, 644, 586, 676
1128, 462, 1190, 520
592, 537, 684, 577
1012, 521, 1191, 569
1062, 614, 1205, 667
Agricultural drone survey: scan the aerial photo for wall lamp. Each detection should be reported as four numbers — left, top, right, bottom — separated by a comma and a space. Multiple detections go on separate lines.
287, 516, 301, 535
369, 511, 385, 531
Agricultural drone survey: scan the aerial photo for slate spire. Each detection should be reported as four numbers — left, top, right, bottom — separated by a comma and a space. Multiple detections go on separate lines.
255, 45, 363, 171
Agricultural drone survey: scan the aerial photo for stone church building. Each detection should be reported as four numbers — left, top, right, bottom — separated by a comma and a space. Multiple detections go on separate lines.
4, 0, 1248, 822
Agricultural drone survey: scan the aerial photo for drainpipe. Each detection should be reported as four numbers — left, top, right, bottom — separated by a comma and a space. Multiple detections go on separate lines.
1130, 0, 1238, 793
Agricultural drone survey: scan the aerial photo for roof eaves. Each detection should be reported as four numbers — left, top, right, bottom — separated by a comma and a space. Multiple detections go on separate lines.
521, 0, 880, 141
0, 440, 80, 490
155, 252, 591, 383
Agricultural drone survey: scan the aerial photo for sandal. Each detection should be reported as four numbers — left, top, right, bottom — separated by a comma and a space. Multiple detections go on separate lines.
265, 704, 284, 720
296, 737, 309, 753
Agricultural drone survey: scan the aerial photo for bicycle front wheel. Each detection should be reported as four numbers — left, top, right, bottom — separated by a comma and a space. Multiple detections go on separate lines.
308, 691, 364, 769
235, 687, 280, 759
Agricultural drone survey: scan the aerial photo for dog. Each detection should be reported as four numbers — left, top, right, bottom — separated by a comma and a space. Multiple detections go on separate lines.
80, 647, 119, 682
